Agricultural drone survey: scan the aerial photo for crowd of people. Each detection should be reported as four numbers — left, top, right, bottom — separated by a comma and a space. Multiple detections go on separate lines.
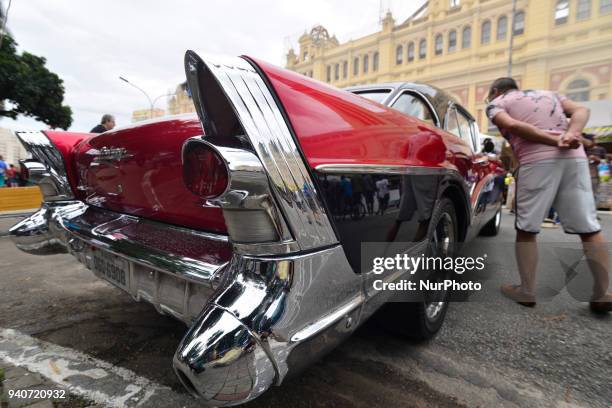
0, 156, 24, 187
321, 174, 393, 219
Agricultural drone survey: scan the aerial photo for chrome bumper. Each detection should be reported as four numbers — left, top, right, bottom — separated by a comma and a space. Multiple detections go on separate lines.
9, 201, 232, 322
9, 201, 366, 406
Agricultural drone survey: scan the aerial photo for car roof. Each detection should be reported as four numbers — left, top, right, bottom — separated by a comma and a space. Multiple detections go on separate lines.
345, 82, 475, 123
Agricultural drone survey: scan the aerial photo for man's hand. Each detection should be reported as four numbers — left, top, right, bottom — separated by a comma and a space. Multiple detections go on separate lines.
558, 130, 581, 149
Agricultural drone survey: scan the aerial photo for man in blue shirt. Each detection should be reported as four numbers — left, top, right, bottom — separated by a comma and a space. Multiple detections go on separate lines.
0, 155, 7, 187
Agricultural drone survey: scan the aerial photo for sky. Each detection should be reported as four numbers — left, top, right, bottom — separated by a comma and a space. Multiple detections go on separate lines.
1, 0, 426, 133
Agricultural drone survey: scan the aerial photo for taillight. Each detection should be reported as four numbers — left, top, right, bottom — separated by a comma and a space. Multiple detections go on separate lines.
183, 142, 229, 199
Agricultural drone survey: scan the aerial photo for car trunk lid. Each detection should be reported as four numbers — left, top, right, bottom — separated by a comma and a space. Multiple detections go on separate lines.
73, 114, 227, 234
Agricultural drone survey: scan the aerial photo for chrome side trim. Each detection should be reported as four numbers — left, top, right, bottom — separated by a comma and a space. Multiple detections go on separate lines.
15, 131, 74, 201
386, 89, 441, 127
290, 294, 362, 342
350, 87, 396, 104
315, 163, 454, 175
184, 52, 337, 252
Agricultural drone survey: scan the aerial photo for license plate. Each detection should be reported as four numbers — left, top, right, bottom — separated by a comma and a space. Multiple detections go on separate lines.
92, 249, 130, 291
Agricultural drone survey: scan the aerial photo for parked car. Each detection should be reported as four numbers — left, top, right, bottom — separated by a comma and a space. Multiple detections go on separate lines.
10, 51, 503, 406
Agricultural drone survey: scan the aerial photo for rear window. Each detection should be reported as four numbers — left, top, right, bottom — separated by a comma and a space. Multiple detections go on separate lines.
352, 90, 391, 103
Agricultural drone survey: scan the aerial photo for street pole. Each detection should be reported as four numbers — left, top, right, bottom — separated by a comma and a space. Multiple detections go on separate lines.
119, 76, 154, 119
507, 0, 518, 77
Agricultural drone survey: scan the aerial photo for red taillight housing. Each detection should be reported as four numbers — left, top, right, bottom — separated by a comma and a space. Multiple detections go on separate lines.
183, 142, 229, 199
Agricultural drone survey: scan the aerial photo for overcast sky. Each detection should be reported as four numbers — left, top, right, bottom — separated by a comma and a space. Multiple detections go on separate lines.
2, 0, 425, 132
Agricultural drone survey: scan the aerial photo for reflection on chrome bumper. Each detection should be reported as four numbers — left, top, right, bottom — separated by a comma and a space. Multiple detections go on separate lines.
9, 201, 233, 323
174, 304, 276, 405
9, 202, 80, 255
174, 246, 363, 406
9, 202, 370, 406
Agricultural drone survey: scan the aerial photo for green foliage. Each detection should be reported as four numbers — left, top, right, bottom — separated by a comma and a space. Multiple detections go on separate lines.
0, 34, 72, 129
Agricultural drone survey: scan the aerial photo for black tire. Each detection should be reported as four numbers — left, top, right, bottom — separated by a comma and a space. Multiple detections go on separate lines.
378, 197, 458, 341
480, 207, 502, 236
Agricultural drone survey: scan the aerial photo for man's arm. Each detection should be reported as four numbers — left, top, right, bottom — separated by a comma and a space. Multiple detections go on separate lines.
558, 99, 590, 148
561, 98, 590, 135
492, 111, 559, 146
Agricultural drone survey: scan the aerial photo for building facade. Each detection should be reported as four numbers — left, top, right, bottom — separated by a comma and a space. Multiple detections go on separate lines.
131, 108, 166, 123
0, 128, 28, 166
167, 82, 196, 116
286, 0, 612, 133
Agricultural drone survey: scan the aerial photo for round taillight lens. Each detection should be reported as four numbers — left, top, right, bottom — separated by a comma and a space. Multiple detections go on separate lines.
183, 143, 228, 199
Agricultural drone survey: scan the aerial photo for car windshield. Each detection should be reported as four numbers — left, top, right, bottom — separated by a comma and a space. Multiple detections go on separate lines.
352, 90, 391, 103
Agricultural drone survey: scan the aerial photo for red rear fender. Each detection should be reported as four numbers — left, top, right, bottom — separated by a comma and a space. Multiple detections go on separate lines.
44, 131, 91, 193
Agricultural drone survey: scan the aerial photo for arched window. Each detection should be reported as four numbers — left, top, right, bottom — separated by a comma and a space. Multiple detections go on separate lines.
407, 42, 415, 61
462, 26, 471, 48
396, 45, 403, 65
342, 60, 348, 79
576, 0, 591, 20
373, 52, 379, 71
326, 65, 331, 82
513, 11, 525, 35
555, 0, 569, 25
334, 63, 339, 81
448, 30, 457, 52
481, 20, 491, 44
363, 54, 369, 74
435, 34, 443, 55
353, 57, 359, 76
497, 16, 507, 40
566, 79, 590, 102
419, 39, 427, 59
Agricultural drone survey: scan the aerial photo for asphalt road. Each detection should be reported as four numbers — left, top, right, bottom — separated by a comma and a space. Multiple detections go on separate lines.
0, 210, 610, 408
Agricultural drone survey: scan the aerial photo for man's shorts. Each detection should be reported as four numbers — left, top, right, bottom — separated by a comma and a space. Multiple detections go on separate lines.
515, 158, 600, 234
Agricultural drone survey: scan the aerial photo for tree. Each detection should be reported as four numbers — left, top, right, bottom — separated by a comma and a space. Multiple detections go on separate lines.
0, 34, 73, 129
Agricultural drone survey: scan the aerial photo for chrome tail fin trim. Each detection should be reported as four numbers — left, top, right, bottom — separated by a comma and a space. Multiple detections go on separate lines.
184, 52, 337, 253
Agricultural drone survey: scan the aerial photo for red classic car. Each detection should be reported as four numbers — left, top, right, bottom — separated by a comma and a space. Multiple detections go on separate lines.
10, 51, 503, 406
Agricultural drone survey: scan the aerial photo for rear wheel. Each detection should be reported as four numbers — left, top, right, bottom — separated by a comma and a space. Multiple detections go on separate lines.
378, 197, 457, 341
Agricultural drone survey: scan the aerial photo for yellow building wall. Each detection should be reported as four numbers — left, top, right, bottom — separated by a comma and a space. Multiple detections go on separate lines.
131, 108, 165, 123
287, 0, 612, 132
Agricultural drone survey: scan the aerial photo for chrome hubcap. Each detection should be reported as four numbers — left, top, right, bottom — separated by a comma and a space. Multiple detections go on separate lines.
425, 212, 454, 322
425, 301, 446, 320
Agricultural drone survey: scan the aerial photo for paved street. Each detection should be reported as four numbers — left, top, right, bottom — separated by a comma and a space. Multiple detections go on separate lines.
0, 210, 610, 408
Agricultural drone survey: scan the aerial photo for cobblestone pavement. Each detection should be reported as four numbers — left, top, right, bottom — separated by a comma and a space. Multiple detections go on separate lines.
0, 210, 610, 407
